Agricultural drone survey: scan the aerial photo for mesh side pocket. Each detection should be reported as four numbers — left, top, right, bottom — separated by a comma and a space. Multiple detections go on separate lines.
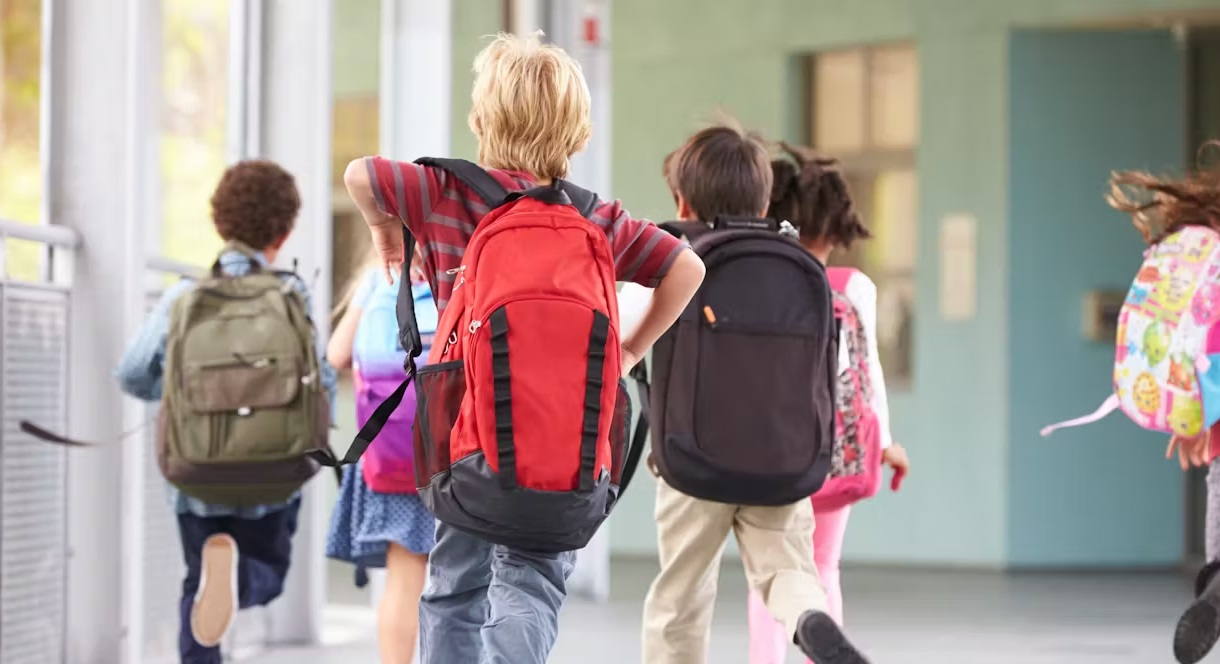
412, 360, 466, 487
609, 379, 632, 485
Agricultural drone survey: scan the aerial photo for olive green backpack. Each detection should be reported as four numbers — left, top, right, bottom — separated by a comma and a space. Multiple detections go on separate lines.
157, 243, 330, 506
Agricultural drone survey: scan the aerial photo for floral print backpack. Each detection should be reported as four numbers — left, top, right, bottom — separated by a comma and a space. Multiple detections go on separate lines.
1042, 226, 1220, 439
811, 267, 883, 511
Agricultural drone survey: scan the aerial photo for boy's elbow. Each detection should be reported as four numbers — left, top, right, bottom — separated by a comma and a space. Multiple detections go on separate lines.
668, 249, 706, 292
343, 158, 370, 197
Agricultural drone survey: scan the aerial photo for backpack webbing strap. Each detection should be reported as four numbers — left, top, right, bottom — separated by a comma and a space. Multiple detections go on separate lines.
658, 221, 711, 242
617, 362, 650, 497
321, 225, 424, 470
416, 156, 600, 221
579, 312, 611, 492
555, 180, 599, 219
489, 308, 518, 490
414, 157, 510, 208
311, 374, 415, 471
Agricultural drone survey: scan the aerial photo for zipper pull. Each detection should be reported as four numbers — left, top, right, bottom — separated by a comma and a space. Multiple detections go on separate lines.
448, 265, 468, 291
469, 320, 483, 335
703, 306, 718, 328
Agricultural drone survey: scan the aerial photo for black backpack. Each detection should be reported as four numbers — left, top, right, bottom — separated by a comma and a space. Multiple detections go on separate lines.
644, 217, 837, 506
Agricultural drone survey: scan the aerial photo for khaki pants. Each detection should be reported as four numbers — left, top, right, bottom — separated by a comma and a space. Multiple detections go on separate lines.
641, 477, 827, 664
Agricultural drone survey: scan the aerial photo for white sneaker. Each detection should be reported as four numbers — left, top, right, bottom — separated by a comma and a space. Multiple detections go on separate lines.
191, 533, 239, 647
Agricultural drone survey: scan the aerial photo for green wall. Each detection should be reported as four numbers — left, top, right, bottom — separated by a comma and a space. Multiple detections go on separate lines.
333, 0, 381, 97
444, 0, 1220, 567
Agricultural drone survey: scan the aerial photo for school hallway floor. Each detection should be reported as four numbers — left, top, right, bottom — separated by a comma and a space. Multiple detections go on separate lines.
250, 559, 1201, 663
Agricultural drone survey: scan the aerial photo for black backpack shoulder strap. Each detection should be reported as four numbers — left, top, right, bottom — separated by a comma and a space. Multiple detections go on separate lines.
414, 157, 509, 209
312, 225, 423, 471
658, 221, 711, 243
555, 179, 599, 219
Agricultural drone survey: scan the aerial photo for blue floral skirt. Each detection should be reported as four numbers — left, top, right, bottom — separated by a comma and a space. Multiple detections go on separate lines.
325, 462, 436, 587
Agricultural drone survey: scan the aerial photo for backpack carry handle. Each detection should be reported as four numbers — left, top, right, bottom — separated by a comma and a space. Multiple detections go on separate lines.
712, 216, 778, 232
659, 221, 712, 242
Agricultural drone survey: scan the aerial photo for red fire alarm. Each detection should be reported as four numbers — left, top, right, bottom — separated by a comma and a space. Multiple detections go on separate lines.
583, 16, 599, 46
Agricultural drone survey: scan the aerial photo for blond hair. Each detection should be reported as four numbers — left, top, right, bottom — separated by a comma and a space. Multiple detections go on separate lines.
469, 32, 591, 180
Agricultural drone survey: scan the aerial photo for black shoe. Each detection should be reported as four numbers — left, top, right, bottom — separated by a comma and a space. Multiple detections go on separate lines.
794, 610, 871, 664
1176, 562, 1220, 664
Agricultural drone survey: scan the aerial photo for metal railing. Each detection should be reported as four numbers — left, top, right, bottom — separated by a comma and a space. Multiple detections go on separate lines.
0, 219, 78, 664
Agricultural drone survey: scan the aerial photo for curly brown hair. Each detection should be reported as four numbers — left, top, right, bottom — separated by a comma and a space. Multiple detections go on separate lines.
210, 160, 301, 250
1108, 142, 1220, 245
767, 142, 871, 249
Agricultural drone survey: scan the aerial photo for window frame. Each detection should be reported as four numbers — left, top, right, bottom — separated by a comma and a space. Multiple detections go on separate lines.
807, 42, 920, 388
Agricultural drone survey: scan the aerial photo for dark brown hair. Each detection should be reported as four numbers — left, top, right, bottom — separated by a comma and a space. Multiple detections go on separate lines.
1108, 142, 1220, 245
767, 142, 871, 249
210, 160, 301, 250
664, 124, 772, 222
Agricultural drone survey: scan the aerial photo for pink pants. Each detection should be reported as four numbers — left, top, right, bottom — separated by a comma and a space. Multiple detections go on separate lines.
746, 503, 851, 664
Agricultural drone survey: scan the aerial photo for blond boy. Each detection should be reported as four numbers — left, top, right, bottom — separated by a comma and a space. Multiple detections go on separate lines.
344, 33, 704, 664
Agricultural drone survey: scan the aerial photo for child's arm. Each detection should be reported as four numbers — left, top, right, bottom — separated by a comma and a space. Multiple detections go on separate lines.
327, 271, 376, 370
114, 280, 193, 402
620, 250, 704, 372
607, 205, 705, 370
845, 272, 893, 449
344, 157, 443, 284
327, 304, 362, 371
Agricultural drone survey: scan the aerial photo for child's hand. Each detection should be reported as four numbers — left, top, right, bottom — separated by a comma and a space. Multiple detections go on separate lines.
883, 443, 909, 491
369, 223, 404, 284
1167, 431, 1211, 471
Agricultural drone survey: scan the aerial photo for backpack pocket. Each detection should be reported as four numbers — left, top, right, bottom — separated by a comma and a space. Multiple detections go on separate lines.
413, 360, 466, 487
183, 354, 301, 413
182, 354, 303, 460
692, 322, 827, 476
609, 379, 632, 486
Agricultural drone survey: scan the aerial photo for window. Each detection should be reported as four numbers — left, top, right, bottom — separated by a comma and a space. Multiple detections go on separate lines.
810, 44, 919, 386
0, 0, 44, 280
331, 0, 380, 304
161, 0, 230, 267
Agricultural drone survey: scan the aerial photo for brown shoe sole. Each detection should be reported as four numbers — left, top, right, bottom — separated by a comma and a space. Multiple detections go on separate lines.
191, 534, 238, 647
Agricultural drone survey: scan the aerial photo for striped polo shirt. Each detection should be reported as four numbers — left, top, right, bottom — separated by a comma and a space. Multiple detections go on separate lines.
364, 157, 686, 315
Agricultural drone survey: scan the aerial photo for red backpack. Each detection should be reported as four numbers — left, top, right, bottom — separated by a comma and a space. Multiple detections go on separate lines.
353, 158, 645, 553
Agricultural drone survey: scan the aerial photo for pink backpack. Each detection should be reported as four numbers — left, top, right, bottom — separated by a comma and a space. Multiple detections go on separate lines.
810, 267, 884, 511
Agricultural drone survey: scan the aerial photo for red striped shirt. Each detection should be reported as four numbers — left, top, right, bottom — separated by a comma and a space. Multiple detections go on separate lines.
365, 157, 685, 314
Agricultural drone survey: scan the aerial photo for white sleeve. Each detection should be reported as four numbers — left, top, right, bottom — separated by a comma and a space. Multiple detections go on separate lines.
844, 272, 893, 449
617, 282, 654, 339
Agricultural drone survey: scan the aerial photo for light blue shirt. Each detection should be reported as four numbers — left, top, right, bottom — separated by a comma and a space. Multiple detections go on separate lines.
114, 251, 338, 518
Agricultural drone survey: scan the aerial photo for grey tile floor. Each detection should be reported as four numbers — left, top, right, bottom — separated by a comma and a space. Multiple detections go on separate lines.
251, 559, 1207, 663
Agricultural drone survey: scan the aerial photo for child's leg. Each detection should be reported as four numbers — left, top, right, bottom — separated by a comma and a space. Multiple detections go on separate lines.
225, 499, 301, 609
378, 542, 428, 664
747, 589, 788, 663
735, 500, 869, 664
813, 505, 852, 625
419, 522, 494, 664
641, 479, 736, 664
481, 544, 576, 664
745, 504, 854, 664
1174, 459, 1220, 664
175, 512, 228, 664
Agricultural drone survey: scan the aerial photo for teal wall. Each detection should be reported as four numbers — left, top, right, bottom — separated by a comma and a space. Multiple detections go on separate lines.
443, 0, 1219, 567
1007, 30, 1186, 567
